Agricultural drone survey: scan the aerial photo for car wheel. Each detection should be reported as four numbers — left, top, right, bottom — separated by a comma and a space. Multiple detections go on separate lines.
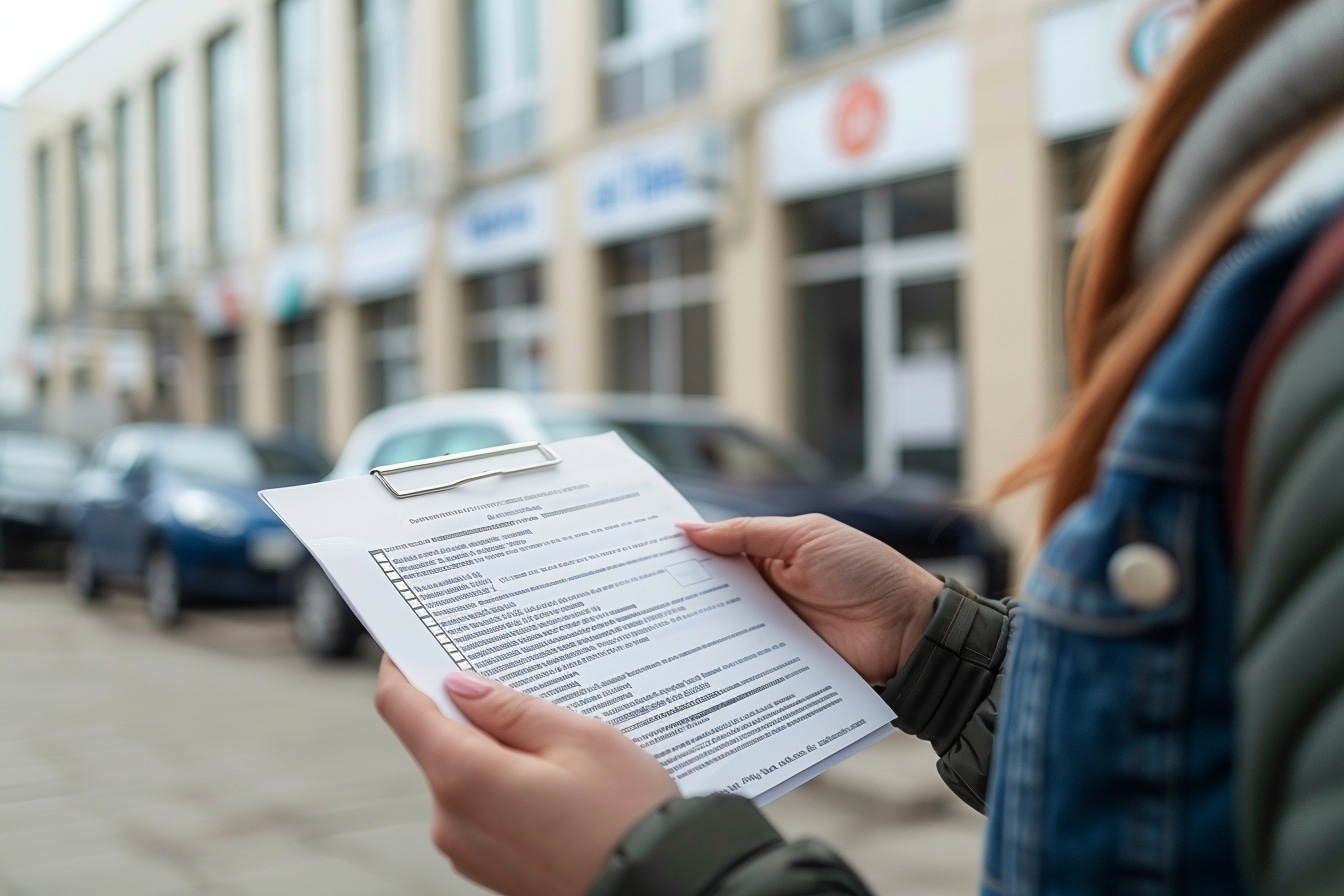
66, 542, 104, 602
292, 560, 361, 658
145, 546, 183, 629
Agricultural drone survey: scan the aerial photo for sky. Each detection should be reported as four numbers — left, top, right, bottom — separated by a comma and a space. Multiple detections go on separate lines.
0, 0, 140, 104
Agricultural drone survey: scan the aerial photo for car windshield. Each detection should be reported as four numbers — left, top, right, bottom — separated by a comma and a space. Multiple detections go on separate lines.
0, 432, 84, 491
541, 416, 831, 485
159, 429, 323, 486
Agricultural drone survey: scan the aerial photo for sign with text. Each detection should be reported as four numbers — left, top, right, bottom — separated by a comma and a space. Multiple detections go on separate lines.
342, 210, 429, 302
765, 39, 965, 201
449, 174, 552, 275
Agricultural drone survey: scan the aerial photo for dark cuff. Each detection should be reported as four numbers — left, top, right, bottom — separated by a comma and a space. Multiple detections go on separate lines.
589, 795, 785, 896
877, 577, 1013, 756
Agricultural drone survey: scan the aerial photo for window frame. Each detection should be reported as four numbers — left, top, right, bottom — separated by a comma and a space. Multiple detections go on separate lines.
151, 66, 179, 271
463, 0, 542, 168
276, 0, 322, 234
207, 28, 247, 259
599, 0, 709, 123
356, 0, 411, 204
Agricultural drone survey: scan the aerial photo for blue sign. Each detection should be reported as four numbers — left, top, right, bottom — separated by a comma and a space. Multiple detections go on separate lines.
450, 174, 551, 274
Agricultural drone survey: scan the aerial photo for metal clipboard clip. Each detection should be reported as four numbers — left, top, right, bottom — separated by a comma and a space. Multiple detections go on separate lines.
370, 441, 562, 499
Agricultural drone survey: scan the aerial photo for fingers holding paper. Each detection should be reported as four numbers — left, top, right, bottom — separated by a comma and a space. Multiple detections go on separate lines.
376, 656, 678, 896
679, 515, 943, 684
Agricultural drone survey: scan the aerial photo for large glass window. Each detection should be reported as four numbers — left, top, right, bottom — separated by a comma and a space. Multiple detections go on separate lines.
208, 30, 247, 257
210, 334, 241, 424
606, 225, 714, 395
71, 123, 93, 303
785, 0, 947, 60
362, 295, 417, 411
152, 68, 179, 269
467, 265, 547, 391
277, 0, 321, 234
112, 98, 132, 286
600, 0, 707, 123
464, 0, 539, 168
281, 314, 323, 444
357, 0, 410, 203
34, 147, 53, 310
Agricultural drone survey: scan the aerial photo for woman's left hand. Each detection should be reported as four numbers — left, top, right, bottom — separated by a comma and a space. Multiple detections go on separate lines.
375, 657, 680, 896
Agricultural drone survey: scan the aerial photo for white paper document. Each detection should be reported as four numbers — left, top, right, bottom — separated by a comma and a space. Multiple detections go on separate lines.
261, 433, 894, 805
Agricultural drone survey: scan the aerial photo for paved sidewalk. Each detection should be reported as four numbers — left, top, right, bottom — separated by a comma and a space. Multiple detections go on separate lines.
0, 573, 983, 895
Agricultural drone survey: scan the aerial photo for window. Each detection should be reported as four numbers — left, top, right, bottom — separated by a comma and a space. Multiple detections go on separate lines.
71, 123, 93, 303
152, 68, 179, 269
357, 0, 410, 203
464, 0, 540, 167
210, 334, 241, 424
362, 295, 417, 411
277, 0, 321, 233
606, 225, 714, 395
785, 0, 947, 60
34, 147, 53, 310
600, 0, 707, 123
1049, 130, 1113, 403
112, 98, 132, 285
281, 315, 323, 444
208, 30, 246, 257
467, 265, 547, 391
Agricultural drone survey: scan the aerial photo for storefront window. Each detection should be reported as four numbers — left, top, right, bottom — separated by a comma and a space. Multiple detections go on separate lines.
467, 265, 548, 391
1048, 129, 1112, 404
358, 0, 410, 203
281, 315, 323, 444
792, 190, 862, 253
210, 334, 241, 424
464, 0, 540, 167
786, 0, 947, 60
600, 0, 707, 123
889, 170, 957, 239
362, 295, 418, 411
606, 226, 714, 395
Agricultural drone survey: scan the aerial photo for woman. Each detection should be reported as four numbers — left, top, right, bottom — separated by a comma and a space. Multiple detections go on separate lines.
375, 0, 1344, 892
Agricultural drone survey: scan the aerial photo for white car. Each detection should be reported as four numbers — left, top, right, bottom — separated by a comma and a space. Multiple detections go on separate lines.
292, 390, 1010, 657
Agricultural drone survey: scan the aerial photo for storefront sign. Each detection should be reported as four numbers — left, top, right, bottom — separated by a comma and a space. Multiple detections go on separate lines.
25, 331, 51, 376
267, 241, 328, 321
195, 270, 245, 334
108, 331, 148, 389
764, 39, 965, 201
1037, 0, 1195, 140
342, 210, 428, 301
581, 123, 727, 244
449, 174, 551, 275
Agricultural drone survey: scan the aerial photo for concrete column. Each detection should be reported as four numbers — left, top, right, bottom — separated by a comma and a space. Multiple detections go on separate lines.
962, 0, 1051, 545
710, 0, 791, 435
323, 300, 362, 453
546, 0, 603, 393
241, 310, 281, 431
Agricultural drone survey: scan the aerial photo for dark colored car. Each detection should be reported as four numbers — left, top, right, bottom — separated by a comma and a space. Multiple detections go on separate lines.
292, 391, 1012, 658
0, 430, 85, 569
63, 424, 327, 627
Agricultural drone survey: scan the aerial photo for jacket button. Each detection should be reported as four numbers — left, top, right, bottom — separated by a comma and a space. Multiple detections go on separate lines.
1107, 542, 1180, 609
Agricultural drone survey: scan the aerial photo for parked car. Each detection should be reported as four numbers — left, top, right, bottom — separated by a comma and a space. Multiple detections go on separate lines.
63, 424, 327, 627
293, 390, 1012, 657
0, 430, 85, 569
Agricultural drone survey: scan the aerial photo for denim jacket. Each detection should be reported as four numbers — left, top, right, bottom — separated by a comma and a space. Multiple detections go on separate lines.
980, 201, 1344, 896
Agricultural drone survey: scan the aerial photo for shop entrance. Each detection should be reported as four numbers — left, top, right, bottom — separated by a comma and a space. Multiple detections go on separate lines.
793, 172, 965, 483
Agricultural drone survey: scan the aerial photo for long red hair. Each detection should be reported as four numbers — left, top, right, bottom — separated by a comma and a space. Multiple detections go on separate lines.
995, 0, 1332, 538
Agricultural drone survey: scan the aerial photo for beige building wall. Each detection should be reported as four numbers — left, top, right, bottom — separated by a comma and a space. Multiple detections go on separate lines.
20, 0, 1176, 558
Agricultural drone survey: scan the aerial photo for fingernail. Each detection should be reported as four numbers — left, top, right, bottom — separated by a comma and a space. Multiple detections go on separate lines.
676, 521, 710, 532
443, 671, 493, 699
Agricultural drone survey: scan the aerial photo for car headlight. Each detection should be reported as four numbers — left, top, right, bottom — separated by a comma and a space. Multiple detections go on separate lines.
173, 490, 248, 537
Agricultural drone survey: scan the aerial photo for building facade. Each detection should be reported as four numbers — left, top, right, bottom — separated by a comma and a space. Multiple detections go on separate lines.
19, 0, 1194, 537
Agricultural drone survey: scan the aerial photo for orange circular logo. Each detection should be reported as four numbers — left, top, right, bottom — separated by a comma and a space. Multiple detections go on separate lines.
834, 79, 886, 159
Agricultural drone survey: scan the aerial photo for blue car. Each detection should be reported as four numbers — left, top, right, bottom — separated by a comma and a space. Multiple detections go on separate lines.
63, 424, 327, 627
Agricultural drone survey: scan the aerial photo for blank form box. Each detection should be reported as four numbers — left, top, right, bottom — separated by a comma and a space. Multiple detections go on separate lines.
667, 560, 712, 587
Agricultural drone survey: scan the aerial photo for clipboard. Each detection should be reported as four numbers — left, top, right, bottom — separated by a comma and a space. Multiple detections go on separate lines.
370, 441, 562, 498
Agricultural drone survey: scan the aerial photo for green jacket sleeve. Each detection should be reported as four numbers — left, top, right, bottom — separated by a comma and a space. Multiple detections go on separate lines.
588, 579, 1016, 896
1238, 287, 1344, 895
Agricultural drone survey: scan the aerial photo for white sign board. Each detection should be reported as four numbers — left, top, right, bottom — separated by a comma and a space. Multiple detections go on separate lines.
1037, 0, 1195, 140
765, 39, 966, 201
342, 210, 429, 301
582, 123, 727, 244
267, 241, 328, 321
449, 174, 552, 275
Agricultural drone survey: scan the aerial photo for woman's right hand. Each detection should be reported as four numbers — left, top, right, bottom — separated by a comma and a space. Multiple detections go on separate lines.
679, 514, 943, 685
